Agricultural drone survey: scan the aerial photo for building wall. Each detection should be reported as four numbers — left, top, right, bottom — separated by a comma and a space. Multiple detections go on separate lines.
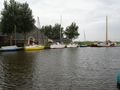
0, 29, 48, 46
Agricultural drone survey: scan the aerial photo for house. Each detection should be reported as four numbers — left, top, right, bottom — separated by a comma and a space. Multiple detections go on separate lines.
0, 25, 48, 46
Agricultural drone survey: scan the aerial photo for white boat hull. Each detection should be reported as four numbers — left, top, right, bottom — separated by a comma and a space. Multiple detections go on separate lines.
67, 44, 78, 48
0, 45, 23, 52
50, 44, 65, 49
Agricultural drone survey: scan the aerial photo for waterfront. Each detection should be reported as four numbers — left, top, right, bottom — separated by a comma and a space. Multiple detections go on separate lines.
0, 47, 120, 90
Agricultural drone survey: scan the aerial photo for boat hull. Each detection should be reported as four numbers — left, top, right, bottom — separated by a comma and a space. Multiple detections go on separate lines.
24, 45, 45, 51
50, 44, 65, 49
0, 46, 23, 52
80, 45, 88, 47
67, 44, 78, 48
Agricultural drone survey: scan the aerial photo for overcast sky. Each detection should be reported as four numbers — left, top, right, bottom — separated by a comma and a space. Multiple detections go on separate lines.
0, 0, 120, 41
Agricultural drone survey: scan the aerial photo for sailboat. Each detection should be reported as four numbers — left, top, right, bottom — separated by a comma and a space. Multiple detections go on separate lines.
80, 30, 88, 47
50, 42, 65, 49
92, 16, 116, 47
50, 16, 65, 49
0, 45, 22, 52
66, 33, 79, 48
24, 17, 45, 51
66, 43, 78, 48
0, 25, 23, 52
24, 44, 44, 51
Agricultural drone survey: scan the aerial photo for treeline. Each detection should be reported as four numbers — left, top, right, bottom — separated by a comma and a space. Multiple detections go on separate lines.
41, 22, 79, 42
0, 0, 35, 45
0, 0, 79, 44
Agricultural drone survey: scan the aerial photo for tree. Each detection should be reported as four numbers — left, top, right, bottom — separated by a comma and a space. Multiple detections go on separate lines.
1, 0, 35, 45
41, 25, 53, 39
1, 0, 20, 45
0, 22, 1, 32
41, 24, 64, 42
64, 22, 79, 41
17, 2, 35, 44
52, 24, 64, 41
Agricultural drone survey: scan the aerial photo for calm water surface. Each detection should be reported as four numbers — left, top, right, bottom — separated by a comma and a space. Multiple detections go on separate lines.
0, 47, 120, 90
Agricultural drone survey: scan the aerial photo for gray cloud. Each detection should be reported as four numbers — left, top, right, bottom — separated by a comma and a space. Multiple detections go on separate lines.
0, 0, 120, 41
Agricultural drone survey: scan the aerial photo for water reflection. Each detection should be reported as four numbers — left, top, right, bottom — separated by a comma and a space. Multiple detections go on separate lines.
0, 51, 35, 90
0, 48, 120, 90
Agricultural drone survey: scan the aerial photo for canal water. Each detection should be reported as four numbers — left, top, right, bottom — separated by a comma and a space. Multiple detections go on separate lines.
0, 47, 120, 90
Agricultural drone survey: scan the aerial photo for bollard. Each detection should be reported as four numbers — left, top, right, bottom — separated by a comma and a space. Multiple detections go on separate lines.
117, 73, 120, 89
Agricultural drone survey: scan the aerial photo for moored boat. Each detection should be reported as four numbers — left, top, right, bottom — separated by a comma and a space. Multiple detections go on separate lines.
0, 45, 23, 52
90, 16, 117, 47
80, 44, 88, 47
67, 43, 78, 48
24, 45, 45, 51
50, 42, 65, 49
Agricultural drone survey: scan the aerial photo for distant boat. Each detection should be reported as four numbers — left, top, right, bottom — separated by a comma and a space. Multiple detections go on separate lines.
50, 42, 65, 49
80, 44, 88, 47
66, 43, 78, 48
50, 16, 65, 49
96, 42, 109, 47
0, 45, 23, 52
80, 30, 88, 47
91, 16, 116, 47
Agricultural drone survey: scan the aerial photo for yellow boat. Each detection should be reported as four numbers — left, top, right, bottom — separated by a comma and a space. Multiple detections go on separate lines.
24, 45, 45, 51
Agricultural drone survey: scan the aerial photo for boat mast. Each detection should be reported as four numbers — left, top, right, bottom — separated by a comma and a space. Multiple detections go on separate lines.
60, 16, 62, 43
14, 24, 16, 45
84, 30, 86, 41
37, 17, 41, 44
106, 16, 108, 45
